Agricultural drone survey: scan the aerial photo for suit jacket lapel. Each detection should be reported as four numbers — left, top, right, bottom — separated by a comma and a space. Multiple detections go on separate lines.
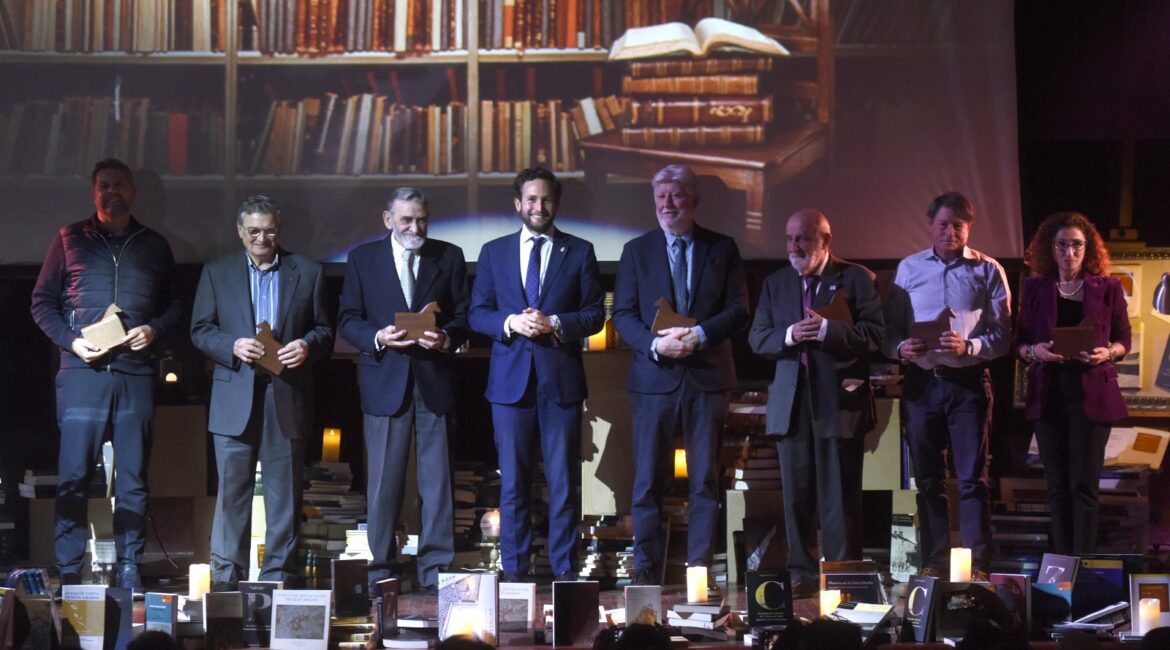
413, 240, 440, 309
815, 258, 844, 308
275, 252, 300, 339
648, 230, 673, 306
234, 254, 257, 331
688, 226, 710, 300
505, 232, 524, 306
539, 231, 571, 306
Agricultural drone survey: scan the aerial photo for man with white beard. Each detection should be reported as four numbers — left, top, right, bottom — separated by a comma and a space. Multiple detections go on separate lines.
338, 187, 470, 594
747, 209, 884, 596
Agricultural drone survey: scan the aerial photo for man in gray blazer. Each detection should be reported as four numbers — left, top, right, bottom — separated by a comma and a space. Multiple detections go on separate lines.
191, 195, 334, 590
748, 209, 883, 596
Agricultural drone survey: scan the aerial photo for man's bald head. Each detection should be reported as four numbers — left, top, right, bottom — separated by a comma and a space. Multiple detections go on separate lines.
786, 209, 832, 276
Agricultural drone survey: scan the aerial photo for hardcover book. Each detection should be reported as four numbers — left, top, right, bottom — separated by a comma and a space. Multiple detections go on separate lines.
889, 514, 918, 582
902, 574, 937, 643
1128, 574, 1170, 631
240, 580, 282, 646
745, 570, 792, 629
551, 580, 599, 648
623, 585, 662, 627
607, 18, 789, 61
375, 578, 400, 644
819, 560, 885, 605
499, 581, 537, 645
144, 592, 179, 636
626, 57, 775, 79
330, 558, 370, 618
60, 584, 106, 650
15, 593, 59, 650
1071, 555, 1134, 621
203, 591, 246, 650
1039, 553, 1080, 590
621, 74, 760, 97
989, 573, 1032, 632
106, 587, 134, 650
437, 573, 497, 645
270, 589, 331, 650
625, 96, 774, 127
0, 587, 14, 650
620, 125, 766, 148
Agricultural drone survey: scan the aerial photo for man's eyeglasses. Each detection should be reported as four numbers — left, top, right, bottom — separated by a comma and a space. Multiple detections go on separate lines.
1053, 240, 1085, 252
243, 227, 278, 239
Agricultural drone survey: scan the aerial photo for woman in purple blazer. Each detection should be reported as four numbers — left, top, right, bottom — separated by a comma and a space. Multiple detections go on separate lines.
1016, 212, 1131, 554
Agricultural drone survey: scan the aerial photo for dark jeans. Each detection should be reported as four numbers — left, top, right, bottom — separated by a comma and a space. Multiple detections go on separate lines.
55, 369, 154, 575
902, 366, 993, 572
1033, 366, 1110, 554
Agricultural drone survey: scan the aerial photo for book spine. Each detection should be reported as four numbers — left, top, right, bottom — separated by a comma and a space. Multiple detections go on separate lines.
626, 96, 773, 127
621, 74, 760, 96
619, 125, 766, 149
626, 57, 774, 78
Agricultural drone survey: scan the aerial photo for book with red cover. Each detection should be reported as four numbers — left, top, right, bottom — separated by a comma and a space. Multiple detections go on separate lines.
621, 74, 760, 96
627, 57, 774, 78
620, 125, 765, 148
167, 112, 189, 174
626, 96, 774, 127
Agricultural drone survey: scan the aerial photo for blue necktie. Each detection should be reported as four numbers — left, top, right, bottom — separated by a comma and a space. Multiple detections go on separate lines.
671, 238, 688, 315
526, 236, 544, 307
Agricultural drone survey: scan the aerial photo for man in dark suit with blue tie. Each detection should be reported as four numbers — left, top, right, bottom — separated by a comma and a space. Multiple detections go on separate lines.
191, 195, 334, 590
338, 187, 470, 594
469, 167, 605, 582
613, 164, 749, 586
748, 209, 884, 596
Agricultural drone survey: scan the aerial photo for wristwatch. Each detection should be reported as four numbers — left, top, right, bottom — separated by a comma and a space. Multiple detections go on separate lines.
964, 340, 974, 356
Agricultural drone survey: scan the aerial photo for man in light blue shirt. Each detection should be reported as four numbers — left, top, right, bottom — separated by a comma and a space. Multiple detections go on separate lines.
882, 191, 1011, 579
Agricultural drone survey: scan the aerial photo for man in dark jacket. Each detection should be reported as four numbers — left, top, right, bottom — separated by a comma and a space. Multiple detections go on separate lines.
30, 158, 183, 591
191, 195, 333, 590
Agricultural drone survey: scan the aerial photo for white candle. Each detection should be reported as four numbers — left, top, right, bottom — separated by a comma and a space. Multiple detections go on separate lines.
189, 563, 211, 601
1139, 597, 1161, 635
949, 548, 972, 582
820, 589, 841, 617
686, 566, 708, 603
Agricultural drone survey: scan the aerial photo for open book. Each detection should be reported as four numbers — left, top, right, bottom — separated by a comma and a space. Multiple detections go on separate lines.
608, 17, 790, 61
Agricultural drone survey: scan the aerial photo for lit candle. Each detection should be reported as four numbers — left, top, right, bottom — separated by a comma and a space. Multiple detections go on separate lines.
673, 449, 688, 479
189, 563, 211, 601
481, 509, 501, 539
686, 566, 708, 603
322, 428, 341, 463
949, 548, 972, 582
820, 589, 841, 617
1139, 597, 1161, 635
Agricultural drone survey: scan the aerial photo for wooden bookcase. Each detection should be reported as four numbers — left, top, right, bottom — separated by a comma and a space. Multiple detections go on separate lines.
0, 1, 627, 244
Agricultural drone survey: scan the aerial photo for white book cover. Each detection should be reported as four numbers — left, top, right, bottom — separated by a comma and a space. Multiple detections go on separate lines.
438, 573, 498, 644
270, 589, 332, 650
499, 581, 536, 643
60, 584, 107, 650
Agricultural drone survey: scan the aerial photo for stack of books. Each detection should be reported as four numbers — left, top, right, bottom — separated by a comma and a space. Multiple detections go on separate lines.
608, 18, 789, 149
17, 469, 58, 499
667, 600, 731, 642
342, 524, 372, 561
578, 516, 634, 583
301, 461, 366, 572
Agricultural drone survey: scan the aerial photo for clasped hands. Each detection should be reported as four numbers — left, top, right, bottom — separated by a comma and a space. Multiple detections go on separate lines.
898, 330, 968, 362
790, 308, 825, 344
1029, 341, 1111, 366
70, 324, 155, 363
376, 324, 450, 351
655, 326, 701, 359
233, 336, 311, 367
511, 307, 553, 340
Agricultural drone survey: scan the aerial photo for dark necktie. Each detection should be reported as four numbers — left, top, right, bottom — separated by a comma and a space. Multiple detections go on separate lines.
671, 237, 688, 315
801, 275, 818, 366
526, 236, 544, 307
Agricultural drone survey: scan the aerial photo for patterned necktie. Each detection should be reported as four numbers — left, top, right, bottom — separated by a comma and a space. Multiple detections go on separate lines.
801, 275, 818, 366
400, 249, 415, 309
671, 237, 688, 315
526, 236, 544, 307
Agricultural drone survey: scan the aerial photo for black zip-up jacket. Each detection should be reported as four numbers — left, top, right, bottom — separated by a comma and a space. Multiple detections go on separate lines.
31, 215, 183, 374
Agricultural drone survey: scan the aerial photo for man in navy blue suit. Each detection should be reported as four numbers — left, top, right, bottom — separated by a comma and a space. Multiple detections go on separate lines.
469, 167, 605, 582
338, 187, 469, 594
613, 164, 749, 586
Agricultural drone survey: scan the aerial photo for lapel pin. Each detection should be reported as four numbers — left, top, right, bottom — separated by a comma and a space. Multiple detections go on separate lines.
560, 246, 565, 253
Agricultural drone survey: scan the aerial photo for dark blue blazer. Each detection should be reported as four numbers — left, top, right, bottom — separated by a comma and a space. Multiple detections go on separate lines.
338, 236, 470, 417
190, 250, 334, 438
613, 224, 749, 394
469, 229, 605, 405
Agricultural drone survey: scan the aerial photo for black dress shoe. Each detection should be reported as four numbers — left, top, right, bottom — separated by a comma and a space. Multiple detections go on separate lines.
416, 584, 438, 596
630, 568, 658, 586
212, 581, 237, 593
553, 571, 577, 582
501, 572, 524, 583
